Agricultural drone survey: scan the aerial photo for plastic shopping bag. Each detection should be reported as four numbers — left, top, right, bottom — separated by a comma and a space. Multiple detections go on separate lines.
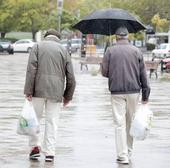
130, 104, 153, 140
17, 99, 39, 136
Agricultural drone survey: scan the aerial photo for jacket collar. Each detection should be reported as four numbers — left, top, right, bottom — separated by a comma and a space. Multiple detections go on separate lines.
116, 39, 129, 45
45, 35, 60, 42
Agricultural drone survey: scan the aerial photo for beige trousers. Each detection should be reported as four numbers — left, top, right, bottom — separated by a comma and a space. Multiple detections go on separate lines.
29, 97, 61, 156
111, 93, 139, 159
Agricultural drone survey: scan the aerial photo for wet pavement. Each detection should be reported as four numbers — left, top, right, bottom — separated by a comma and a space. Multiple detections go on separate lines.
0, 53, 170, 168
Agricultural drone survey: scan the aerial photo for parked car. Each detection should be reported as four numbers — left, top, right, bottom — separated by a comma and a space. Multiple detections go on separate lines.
12, 39, 35, 53
61, 38, 82, 53
60, 39, 72, 54
160, 58, 170, 72
0, 40, 14, 54
61, 39, 69, 48
152, 43, 170, 59
71, 38, 82, 52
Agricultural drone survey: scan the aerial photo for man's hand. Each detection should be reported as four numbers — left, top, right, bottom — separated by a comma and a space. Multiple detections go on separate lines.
26, 94, 32, 101
63, 98, 70, 107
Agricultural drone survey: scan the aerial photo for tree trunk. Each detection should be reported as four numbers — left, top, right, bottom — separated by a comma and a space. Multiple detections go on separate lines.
30, 17, 37, 41
32, 31, 37, 41
0, 32, 6, 38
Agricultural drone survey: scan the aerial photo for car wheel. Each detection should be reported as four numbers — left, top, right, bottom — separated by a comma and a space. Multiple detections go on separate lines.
0, 46, 3, 52
27, 47, 32, 53
8, 50, 14, 55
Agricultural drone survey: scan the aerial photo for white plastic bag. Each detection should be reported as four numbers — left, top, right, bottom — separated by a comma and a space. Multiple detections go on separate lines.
17, 99, 39, 136
130, 104, 153, 140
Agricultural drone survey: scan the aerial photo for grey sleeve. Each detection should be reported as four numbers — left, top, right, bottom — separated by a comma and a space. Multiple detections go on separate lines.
101, 48, 110, 77
63, 52, 76, 100
24, 44, 38, 95
139, 51, 151, 101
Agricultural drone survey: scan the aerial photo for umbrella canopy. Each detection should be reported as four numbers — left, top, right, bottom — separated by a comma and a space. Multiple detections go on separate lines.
73, 8, 146, 35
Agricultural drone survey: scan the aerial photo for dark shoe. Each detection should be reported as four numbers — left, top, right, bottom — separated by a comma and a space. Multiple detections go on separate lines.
116, 157, 129, 164
45, 155, 54, 162
29, 146, 40, 160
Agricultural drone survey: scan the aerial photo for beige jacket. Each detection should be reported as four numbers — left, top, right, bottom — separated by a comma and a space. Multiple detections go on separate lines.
24, 35, 76, 102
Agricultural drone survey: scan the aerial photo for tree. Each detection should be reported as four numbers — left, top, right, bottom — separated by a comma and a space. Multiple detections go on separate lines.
13, 0, 58, 40
151, 14, 169, 32
128, 0, 170, 28
61, 9, 79, 30
0, 0, 58, 40
1, 0, 170, 40
0, 0, 18, 38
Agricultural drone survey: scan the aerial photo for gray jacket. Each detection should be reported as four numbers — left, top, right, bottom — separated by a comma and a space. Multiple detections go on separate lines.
101, 39, 150, 101
24, 36, 76, 102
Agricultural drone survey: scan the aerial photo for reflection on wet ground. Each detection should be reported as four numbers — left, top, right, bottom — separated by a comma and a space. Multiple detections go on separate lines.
0, 53, 170, 168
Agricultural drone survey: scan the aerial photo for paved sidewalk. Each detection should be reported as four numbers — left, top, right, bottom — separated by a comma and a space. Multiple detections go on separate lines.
0, 53, 170, 168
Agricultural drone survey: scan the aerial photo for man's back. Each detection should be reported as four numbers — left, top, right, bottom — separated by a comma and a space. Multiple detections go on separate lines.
24, 35, 76, 102
102, 39, 150, 101
37, 39, 68, 78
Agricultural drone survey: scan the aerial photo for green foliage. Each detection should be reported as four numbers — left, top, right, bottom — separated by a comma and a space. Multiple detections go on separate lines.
128, 0, 170, 30
13, 0, 57, 39
0, 0, 58, 39
134, 32, 144, 40
151, 14, 169, 32
0, 37, 18, 43
61, 10, 79, 30
0, 0, 170, 39
128, 32, 144, 41
146, 43, 156, 51
0, 0, 17, 36
6, 31, 32, 40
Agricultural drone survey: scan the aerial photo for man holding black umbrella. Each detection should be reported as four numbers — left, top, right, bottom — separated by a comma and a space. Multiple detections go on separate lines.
101, 26, 150, 164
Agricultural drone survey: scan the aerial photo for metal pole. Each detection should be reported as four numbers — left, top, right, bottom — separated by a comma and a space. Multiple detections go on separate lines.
57, 0, 63, 33
109, 0, 112, 8
58, 14, 61, 33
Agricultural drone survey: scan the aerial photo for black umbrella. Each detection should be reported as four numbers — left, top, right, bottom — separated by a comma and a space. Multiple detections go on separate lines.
73, 8, 146, 35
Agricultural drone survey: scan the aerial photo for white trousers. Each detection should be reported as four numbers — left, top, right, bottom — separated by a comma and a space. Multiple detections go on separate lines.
29, 97, 61, 156
111, 94, 139, 159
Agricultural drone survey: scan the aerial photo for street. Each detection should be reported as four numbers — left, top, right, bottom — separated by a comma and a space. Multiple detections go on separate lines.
0, 52, 170, 168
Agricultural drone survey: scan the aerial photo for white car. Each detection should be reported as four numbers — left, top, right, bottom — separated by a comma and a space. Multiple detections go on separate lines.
60, 38, 82, 53
60, 39, 69, 48
71, 38, 82, 51
152, 43, 170, 58
13, 39, 35, 53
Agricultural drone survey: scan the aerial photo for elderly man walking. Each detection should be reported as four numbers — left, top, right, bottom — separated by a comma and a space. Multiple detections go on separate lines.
24, 29, 76, 162
101, 26, 150, 164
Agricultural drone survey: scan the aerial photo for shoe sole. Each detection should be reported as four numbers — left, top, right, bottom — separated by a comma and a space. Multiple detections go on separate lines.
45, 159, 54, 162
45, 156, 54, 162
30, 154, 40, 160
117, 161, 129, 164
117, 159, 129, 164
